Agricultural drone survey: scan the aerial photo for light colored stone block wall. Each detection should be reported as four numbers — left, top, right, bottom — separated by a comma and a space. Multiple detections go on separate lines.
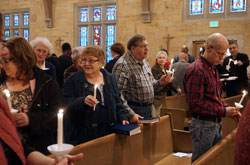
1, 0, 250, 66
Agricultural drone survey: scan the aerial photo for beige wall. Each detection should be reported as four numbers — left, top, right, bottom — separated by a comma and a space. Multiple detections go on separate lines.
1, 0, 250, 66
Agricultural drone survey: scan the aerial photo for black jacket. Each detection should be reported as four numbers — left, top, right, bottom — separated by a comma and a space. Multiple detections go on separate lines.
0, 67, 65, 154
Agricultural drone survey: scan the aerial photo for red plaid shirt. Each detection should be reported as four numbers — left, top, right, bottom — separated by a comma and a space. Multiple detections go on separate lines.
184, 56, 227, 117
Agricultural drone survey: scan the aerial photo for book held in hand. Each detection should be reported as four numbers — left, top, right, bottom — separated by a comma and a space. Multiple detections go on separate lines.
112, 124, 141, 136
139, 117, 160, 124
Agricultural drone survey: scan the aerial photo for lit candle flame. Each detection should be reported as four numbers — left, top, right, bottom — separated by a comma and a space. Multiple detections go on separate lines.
239, 90, 248, 105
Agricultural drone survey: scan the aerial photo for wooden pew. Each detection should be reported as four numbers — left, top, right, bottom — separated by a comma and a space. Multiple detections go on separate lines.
193, 129, 236, 165
67, 115, 192, 165
160, 108, 186, 130
161, 94, 187, 110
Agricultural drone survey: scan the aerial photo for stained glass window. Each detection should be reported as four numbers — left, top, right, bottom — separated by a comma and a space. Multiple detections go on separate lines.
210, 0, 224, 13
80, 8, 88, 22
13, 29, 19, 36
13, 14, 19, 26
4, 15, 10, 27
190, 0, 203, 15
92, 26, 102, 45
80, 27, 88, 47
231, 0, 246, 12
105, 25, 116, 62
23, 13, 29, 26
106, 6, 116, 21
4, 30, 10, 40
93, 7, 102, 21
23, 29, 29, 41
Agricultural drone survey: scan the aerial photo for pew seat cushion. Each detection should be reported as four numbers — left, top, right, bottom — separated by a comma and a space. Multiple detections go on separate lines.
154, 153, 191, 165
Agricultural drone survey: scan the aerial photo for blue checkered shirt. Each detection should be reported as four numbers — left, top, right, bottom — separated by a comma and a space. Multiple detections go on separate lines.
112, 51, 161, 118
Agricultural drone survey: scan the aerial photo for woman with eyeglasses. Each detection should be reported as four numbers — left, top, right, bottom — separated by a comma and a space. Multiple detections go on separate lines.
62, 45, 128, 145
0, 37, 65, 155
30, 37, 57, 79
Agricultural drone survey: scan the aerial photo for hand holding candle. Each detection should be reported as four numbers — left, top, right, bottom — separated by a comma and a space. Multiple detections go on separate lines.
172, 69, 175, 78
239, 90, 247, 105
93, 84, 98, 111
3, 89, 12, 110
169, 59, 174, 71
57, 109, 64, 150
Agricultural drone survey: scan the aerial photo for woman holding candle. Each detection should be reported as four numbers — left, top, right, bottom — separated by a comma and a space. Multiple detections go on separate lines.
0, 95, 83, 164
151, 50, 181, 117
0, 37, 65, 154
63, 45, 128, 145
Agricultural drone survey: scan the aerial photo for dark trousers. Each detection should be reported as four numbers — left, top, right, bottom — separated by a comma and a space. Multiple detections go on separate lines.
128, 104, 152, 117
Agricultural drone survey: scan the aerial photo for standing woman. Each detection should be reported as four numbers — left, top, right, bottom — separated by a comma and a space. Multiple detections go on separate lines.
63, 45, 128, 145
0, 37, 65, 154
151, 51, 181, 117
30, 37, 57, 79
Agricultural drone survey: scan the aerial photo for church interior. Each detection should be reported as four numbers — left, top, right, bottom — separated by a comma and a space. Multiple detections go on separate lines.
0, 0, 250, 164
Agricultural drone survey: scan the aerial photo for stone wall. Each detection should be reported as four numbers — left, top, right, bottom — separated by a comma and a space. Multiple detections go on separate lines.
0, 0, 250, 66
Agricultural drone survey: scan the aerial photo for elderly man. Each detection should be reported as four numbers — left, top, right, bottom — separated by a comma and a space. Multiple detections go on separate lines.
172, 52, 190, 94
184, 33, 240, 163
112, 34, 173, 124
174, 45, 195, 63
223, 40, 249, 97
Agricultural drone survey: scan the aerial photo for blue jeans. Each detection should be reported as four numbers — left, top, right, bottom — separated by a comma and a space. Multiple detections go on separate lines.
189, 119, 222, 163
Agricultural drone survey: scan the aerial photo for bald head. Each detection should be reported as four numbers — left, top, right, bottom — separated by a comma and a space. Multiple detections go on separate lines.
204, 33, 228, 65
179, 52, 189, 62
207, 33, 228, 50
181, 45, 189, 53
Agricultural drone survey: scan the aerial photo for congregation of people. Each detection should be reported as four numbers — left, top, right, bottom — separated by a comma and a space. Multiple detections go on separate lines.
1, 12, 250, 164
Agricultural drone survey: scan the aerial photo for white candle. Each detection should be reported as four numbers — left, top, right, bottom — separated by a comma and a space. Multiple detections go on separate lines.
93, 84, 98, 111
172, 69, 175, 78
169, 59, 174, 71
227, 58, 232, 67
3, 89, 12, 110
57, 109, 64, 150
239, 90, 247, 105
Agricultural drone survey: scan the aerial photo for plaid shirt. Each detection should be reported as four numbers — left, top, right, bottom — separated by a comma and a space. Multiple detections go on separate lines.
112, 51, 161, 118
184, 56, 227, 117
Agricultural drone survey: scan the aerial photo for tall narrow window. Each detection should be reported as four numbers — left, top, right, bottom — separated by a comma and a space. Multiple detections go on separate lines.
1, 9, 30, 41
231, 0, 246, 12
190, 0, 204, 15
210, 0, 224, 13
76, 1, 117, 63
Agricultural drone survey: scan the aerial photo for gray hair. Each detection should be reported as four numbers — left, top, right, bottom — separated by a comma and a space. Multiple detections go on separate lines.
72, 46, 83, 63
30, 37, 54, 56
156, 51, 168, 59
127, 34, 146, 50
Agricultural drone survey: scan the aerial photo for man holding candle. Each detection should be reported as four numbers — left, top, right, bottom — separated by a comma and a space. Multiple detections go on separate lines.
184, 33, 241, 163
112, 34, 173, 123
223, 40, 249, 97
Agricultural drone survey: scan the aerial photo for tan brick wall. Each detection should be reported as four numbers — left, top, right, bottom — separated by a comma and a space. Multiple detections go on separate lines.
1, 0, 250, 66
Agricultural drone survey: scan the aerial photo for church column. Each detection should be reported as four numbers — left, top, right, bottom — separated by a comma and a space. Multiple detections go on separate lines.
43, 0, 53, 28
141, 0, 151, 23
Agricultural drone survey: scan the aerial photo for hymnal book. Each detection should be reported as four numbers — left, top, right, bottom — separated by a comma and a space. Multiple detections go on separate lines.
112, 124, 141, 136
139, 117, 160, 124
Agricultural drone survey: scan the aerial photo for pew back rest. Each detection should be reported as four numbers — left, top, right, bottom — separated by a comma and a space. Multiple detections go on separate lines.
161, 108, 186, 130
193, 129, 236, 165
161, 94, 188, 110
69, 115, 175, 165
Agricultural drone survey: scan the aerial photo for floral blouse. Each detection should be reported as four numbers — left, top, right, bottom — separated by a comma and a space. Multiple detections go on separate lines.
0, 84, 32, 113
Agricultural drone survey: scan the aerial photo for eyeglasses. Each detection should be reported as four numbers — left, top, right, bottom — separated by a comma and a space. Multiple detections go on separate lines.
81, 58, 99, 64
211, 46, 226, 56
137, 44, 149, 49
0, 58, 13, 66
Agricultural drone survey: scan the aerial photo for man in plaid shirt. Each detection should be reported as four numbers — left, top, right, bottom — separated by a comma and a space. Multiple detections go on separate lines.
184, 33, 241, 163
112, 34, 173, 124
